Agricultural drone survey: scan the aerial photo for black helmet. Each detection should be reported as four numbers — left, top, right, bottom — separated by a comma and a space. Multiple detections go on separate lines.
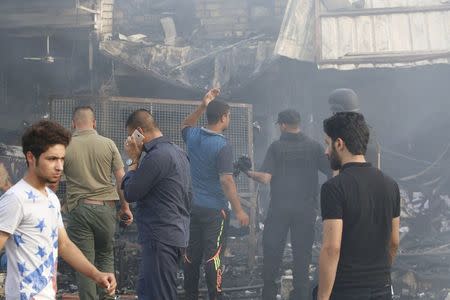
328, 88, 360, 113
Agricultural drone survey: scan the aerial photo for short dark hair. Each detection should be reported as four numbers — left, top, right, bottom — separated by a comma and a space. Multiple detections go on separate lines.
323, 112, 369, 155
72, 105, 95, 118
22, 120, 72, 159
126, 109, 159, 131
206, 100, 230, 124
276, 109, 301, 126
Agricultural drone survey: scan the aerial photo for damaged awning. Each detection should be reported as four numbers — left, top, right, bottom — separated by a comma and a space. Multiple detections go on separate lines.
275, 0, 450, 70
99, 35, 276, 94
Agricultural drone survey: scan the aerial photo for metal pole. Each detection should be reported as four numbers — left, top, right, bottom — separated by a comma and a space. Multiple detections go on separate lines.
89, 32, 94, 94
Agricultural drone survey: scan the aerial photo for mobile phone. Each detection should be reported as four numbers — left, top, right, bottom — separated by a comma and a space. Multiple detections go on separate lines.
132, 129, 144, 143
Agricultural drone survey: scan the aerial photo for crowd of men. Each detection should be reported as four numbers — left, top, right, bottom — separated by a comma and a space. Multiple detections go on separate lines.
0, 87, 399, 300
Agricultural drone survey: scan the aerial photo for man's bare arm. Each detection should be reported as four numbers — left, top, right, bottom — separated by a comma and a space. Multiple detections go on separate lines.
0, 231, 10, 251
115, 168, 133, 226
389, 217, 400, 265
247, 171, 272, 185
182, 89, 219, 129
317, 219, 343, 300
58, 227, 116, 294
220, 174, 249, 226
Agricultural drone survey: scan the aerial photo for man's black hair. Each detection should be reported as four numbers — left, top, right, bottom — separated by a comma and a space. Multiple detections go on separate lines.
126, 109, 159, 131
323, 112, 369, 155
206, 100, 230, 125
22, 120, 72, 160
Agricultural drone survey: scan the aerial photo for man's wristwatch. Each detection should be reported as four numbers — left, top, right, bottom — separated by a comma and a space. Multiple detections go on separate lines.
125, 158, 138, 166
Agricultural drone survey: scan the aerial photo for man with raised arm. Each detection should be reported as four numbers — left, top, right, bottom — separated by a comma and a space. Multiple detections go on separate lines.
182, 89, 249, 300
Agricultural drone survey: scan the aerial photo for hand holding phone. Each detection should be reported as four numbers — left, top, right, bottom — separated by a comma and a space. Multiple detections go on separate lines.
132, 129, 144, 143
125, 129, 144, 163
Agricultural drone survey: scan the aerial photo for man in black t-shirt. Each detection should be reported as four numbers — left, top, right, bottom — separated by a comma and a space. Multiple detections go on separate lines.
247, 109, 330, 300
316, 112, 400, 300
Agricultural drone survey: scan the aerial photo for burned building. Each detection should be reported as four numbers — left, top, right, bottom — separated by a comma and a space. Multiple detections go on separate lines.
1, 0, 450, 299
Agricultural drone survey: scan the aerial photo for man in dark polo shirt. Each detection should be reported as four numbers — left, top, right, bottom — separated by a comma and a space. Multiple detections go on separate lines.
316, 112, 400, 300
122, 109, 192, 300
246, 109, 330, 300
182, 89, 249, 300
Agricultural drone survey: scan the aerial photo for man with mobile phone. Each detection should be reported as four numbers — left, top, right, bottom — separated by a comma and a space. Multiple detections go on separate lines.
182, 89, 250, 300
122, 109, 191, 299
63, 106, 132, 300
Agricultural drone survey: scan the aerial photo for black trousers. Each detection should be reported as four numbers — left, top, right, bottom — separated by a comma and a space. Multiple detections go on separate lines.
312, 285, 392, 300
137, 239, 183, 300
184, 206, 230, 300
262, 207, 316, 300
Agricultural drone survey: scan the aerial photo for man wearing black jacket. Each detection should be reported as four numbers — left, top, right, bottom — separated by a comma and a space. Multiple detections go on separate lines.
247, 109, 331, 300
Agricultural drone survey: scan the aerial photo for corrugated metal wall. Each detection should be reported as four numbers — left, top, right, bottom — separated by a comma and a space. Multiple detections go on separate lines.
319, 1, 450, 69
275, 0, 450, 69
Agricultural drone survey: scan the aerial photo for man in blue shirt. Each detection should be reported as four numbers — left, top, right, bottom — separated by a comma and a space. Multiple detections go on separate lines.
122, 109, 192, 300
182, 89, 250, 300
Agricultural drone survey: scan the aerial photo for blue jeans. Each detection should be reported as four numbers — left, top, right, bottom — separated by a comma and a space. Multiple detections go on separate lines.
138, 239, 182, 300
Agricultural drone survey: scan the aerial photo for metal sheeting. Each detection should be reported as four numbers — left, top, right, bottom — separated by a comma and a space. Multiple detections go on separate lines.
274, 0, 316, 62
363, 0, 446, 9
99, 0, 114, 39
275, 0, 450, 70
322, 0, 450, 9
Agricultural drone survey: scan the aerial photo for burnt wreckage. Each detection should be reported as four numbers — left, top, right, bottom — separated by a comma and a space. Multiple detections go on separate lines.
1, 0, 450, 299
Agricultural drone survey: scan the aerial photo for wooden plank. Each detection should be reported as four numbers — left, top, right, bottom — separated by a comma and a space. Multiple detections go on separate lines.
355, 15, 374, 54
0, 1, 74, 13
315, 0, 323, 62
321, 17, 339, 59
391, 13, 411, 51
337, 17, 356, 57
427, 11, 448, 50
373, 14, 391, 52
410, 13, 430, 51
318, 50, 450, 64
0, 27, 91, 39
246, 104, 257, 268
446, 11, 450, 47
319, 4, 450, 17
0, 12, 93, 29
107, 96, 252, 108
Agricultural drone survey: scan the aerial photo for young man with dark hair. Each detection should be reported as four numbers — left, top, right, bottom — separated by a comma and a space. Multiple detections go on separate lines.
316, 112, 400, 300
0, 120, 116, 300
122, 109, 191, 299
64, 106, 132, 300
246, 109, 330, 300
182, 89, 249, 300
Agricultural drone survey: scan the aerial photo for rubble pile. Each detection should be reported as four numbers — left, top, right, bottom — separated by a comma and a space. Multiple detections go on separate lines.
390, 188, 450, 299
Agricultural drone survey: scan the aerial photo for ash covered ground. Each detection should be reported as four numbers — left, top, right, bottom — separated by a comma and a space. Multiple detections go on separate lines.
55, 186, 450, 300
